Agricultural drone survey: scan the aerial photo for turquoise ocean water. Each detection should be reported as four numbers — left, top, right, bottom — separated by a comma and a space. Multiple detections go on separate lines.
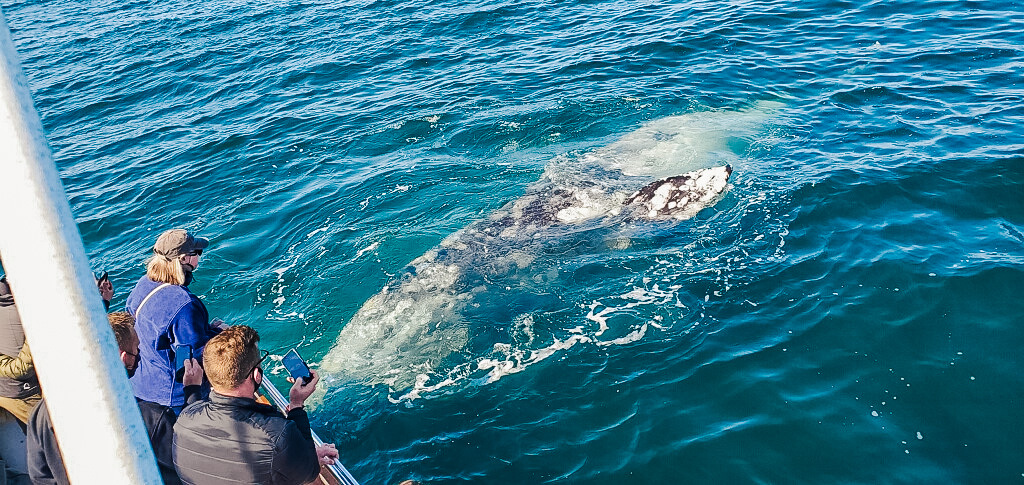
3, 0, 1023, 482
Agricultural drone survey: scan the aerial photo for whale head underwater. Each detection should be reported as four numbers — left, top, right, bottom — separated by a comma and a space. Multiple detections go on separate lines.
318, 102, 781, 401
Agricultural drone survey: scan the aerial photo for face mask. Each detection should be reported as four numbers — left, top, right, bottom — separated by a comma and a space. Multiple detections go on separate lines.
125, 349, 139, 378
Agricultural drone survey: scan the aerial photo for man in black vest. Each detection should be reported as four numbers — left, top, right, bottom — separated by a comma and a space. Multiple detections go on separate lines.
172, 325, 338, 485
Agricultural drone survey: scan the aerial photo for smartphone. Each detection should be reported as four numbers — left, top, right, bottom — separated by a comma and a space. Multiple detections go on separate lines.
97, 271, 111, 311
173, 344, 193, 383
282, 348, 312, 384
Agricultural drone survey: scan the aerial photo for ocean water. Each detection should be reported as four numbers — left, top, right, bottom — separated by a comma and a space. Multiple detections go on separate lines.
3, 0, 1023, 483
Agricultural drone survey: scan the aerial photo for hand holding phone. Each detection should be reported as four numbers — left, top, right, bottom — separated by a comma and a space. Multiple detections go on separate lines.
282, 348, 312, 384
174, 344, 194, 383
96, 271, 113, 305
288, 369, 319, 409
181, 358, 203, 386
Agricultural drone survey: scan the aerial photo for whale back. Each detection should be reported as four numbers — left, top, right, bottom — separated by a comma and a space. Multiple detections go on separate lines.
318, 104, 781, 399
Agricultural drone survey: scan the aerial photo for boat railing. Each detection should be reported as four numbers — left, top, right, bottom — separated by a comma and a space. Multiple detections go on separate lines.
260, 377, 361, 485
0, 9, 164, 483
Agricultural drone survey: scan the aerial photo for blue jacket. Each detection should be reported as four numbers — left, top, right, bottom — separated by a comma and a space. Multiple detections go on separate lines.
126, 276, 220, 406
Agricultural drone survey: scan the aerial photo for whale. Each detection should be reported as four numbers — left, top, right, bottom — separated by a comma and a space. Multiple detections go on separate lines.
318, 102, 781, 400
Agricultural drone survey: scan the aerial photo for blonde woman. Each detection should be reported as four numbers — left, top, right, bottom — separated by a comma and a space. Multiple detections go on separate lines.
125, 229, 225, 411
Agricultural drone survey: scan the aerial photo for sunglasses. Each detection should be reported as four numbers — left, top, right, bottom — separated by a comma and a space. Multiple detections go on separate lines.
189, 249, 203, 256
249, 349, 270, 379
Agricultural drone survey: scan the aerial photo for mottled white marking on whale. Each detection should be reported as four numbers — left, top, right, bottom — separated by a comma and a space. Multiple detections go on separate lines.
626, 165, 733, 221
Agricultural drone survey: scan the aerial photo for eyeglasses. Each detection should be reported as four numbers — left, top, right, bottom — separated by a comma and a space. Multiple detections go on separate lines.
249, 350, 270, 379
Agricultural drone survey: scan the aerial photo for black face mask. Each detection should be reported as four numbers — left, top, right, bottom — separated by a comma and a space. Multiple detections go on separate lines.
126, 363, 138, 379
183, 270, 194, 286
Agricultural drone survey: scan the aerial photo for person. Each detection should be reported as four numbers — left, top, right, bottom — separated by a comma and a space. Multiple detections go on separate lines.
25, 312, 204, 485
0, 265, 114, 425
0, 258, 112, 485
172, 326, 339, 485
125, 229, 224, 410
0, 350, 32, 485
0, 274, 42, 428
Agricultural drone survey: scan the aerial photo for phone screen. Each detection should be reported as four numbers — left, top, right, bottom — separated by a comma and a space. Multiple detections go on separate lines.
282, 349, 311, 383
174, 344, 193, 382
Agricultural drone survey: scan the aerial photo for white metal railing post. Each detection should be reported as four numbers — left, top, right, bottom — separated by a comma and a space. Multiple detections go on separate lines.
0, 9, 162, 485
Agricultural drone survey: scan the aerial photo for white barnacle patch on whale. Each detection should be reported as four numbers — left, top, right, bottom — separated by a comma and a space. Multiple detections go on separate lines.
627, 165, 732, 221
554, 187, 626, 223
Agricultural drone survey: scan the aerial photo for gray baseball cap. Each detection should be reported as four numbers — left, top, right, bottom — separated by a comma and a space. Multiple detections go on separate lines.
154, 229, 209, 258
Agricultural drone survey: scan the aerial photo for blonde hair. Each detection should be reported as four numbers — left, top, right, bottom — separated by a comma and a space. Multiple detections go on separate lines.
203, 326, 261, 391
146, 254, 186, 285
107, 312, 136, 352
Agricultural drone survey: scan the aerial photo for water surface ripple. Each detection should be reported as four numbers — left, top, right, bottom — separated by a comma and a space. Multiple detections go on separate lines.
3, 0, 1023, 482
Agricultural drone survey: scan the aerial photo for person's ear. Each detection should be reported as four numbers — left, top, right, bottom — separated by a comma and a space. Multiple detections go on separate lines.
119, 350, 131, 367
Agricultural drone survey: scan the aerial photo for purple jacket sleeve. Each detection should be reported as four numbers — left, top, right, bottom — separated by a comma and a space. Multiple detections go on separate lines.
168, 295, 220, 358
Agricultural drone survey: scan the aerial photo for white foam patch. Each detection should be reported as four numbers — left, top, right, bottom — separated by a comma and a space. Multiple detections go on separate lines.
479, 335, 591, 383
355, 241, 380, 259
391, 334, 594, 402
306, 226, 330, 238
586, 285, 678, 336
585, 303, 613, 336
264, 258, 298, 317
261, 218, 337, 322
595, 323, 648, 347
382, 283, 683, 403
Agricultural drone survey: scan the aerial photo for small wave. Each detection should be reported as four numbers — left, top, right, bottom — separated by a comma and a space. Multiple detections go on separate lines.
388, 282, 698, 403
354, 241, 380, 259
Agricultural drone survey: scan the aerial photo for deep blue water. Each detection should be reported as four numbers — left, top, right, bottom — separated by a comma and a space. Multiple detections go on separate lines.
3, 0, 1023, 483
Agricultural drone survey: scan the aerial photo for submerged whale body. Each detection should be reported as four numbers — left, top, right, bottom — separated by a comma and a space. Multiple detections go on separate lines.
320, 103, 780, 398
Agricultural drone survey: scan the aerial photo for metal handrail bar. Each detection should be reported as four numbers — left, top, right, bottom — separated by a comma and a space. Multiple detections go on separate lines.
261, 378, 360, 485
0, 10, 162, 483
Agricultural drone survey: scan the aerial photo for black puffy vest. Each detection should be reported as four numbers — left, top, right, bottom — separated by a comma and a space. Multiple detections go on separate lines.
172, 392, 319, 485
